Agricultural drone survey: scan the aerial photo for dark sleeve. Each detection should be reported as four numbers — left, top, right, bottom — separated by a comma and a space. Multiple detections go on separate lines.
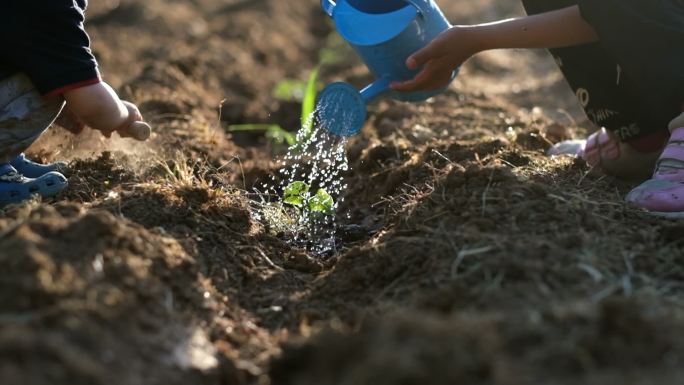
2, 0, 101, 97
577, 0, 684, 107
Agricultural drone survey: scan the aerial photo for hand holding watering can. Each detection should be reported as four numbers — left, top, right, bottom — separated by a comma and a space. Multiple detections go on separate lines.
317, 0, 458, 137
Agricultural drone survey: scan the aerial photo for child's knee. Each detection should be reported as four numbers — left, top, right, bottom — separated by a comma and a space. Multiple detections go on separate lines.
0, 74, 65, 163
1, 74, 64, 121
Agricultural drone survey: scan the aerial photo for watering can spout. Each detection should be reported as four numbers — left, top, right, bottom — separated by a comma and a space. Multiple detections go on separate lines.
360, 78, 391, 104
321, 0, 336, 17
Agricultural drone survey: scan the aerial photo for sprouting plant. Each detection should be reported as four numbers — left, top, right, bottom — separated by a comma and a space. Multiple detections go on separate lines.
228, 68, 319, 148
283, 181, 309, 207
227, 123, 296, 146
300, 67, 319, 141
255, 181, 335, 238
283, 181, 334, 214
308, 188, 334, 214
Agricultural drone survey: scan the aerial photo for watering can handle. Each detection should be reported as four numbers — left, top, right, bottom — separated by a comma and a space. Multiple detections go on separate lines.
404, 0, 430, 17
321, 0, 336, 17
322, 0, 429, 17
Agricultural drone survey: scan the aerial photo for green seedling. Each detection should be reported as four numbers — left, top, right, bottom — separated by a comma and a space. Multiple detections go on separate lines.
283, 181, 309, 206
300, 67, 319, 141
308, 188, 334, 214
228, 124, 296, 146
229, 68, 319, 148
283, 181, 335, 214
273, 79, 307, 101
258, 181, 335, 237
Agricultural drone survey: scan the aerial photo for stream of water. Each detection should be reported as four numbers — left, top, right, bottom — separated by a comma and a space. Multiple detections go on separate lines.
254, 107, 352, 255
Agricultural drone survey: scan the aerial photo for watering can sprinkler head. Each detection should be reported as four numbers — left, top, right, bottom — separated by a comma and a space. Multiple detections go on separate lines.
317, 79, 391, 137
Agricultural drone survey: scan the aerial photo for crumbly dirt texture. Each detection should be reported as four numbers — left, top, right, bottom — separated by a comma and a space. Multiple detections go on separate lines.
2, 1, 684, 384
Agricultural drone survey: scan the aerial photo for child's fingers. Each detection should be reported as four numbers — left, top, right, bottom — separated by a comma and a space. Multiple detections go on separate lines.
583, 129, 604, 167
406, 44, 439, 70
390, 69, 432, 92
391, 60, 454, 92
418, 75, 453, 92
119, 121, 151, 141
132, 110, 143, 122
122, 100, 144, 122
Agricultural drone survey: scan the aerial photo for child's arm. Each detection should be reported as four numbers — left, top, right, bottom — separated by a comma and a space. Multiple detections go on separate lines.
63, 83, 150, 140
391, 5, 599, 92
3, 2, 150, 140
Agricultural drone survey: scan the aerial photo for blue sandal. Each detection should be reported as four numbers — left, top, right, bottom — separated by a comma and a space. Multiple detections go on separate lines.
10, 153, 69, 178
0, 164, 68, 206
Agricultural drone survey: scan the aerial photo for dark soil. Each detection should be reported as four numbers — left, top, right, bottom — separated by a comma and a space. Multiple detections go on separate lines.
2, 1, 684, 384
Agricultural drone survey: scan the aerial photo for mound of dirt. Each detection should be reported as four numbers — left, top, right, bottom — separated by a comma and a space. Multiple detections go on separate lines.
0, 204, 221, 385
273, 300, 684, 385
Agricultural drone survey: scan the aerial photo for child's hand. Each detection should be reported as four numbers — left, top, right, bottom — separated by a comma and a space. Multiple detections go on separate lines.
55, 106, 86, 135
392, 6, 600, 94
391, 26, 478, 93
114, 101, 151, 141
100, 101, 151, 141
63, 83, 151, 142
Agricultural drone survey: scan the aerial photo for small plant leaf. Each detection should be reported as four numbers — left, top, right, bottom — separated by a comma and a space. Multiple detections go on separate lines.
300, 67, 319, 140
283, 195, 305, 206
228, 124, 280, 132
273, 79, 306, 101
302, 68, 319, 121
229, 124, 296, 147
283, 181, 310, 207
266, 126, 296, 146
308, 188, 334, 213
285, 181, 310, 196
232, 66, 319, 152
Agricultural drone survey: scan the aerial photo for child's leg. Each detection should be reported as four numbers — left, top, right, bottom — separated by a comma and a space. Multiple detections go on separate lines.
0, 74, 64, 163
0, 74, 68, 205
522, 0, 671, 180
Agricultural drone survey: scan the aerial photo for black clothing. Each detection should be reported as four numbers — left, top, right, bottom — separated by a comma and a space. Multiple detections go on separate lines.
0, 0, 100, 97
522, 0, 684, 141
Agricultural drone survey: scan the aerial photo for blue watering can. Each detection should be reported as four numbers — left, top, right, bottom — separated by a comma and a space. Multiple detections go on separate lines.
317, 0, 457, 137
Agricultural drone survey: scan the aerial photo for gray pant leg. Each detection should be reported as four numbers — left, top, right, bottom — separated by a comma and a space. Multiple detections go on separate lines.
0, 74, 65, 163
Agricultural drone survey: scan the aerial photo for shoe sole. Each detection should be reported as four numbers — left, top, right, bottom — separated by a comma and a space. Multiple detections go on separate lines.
643, 210, 684, 219
0, 172, 68, 206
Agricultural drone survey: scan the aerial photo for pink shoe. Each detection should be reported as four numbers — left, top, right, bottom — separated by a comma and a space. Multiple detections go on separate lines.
548, 128, 666, 181
627, 113, 684, 217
